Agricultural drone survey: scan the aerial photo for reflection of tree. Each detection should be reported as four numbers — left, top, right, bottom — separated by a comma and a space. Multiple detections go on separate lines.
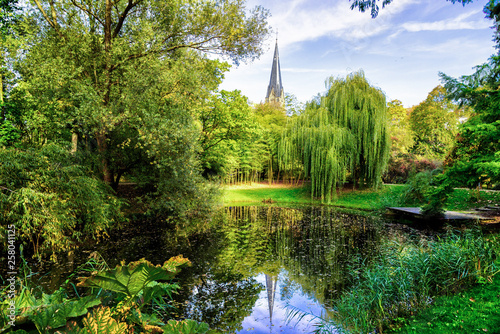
94, 206, 385, 331
217, 206, 304, 278
217, 206, 383, 308
184, 271, 263, 333
275, 207, 382, 306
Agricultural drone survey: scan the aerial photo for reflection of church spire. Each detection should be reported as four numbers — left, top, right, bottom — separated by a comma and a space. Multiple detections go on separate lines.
265, 274, 278, 330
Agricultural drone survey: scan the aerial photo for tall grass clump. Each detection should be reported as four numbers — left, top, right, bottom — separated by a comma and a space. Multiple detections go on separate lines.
320, 229, 500, 334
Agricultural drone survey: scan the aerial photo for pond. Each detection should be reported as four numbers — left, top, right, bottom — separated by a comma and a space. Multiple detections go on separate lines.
32, 206, 416, 333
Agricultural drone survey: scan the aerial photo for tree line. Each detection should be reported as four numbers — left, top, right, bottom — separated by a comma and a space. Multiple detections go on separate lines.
2, 0, 500, 258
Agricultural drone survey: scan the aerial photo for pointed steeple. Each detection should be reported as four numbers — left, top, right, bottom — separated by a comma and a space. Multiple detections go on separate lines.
265, 38, 285, 106
265, 274, 278, 329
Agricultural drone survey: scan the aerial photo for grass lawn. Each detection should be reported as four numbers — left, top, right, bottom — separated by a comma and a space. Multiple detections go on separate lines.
389, 273, 500, 334
222, 182, 396, 210
222, 182, 500, 212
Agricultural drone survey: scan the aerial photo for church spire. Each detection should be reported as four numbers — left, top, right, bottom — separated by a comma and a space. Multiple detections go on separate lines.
265, 37, 284, 106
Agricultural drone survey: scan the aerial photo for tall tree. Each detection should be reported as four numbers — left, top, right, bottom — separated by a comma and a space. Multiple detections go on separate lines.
441, 57, 500, 188
23, 0, 269, 184
409, 86, 459, 159
198, 89, 259, 177
253, 101, 287, 183
0, 0, 19, 130
387, 99, 413, 155
279, 71, 389, 202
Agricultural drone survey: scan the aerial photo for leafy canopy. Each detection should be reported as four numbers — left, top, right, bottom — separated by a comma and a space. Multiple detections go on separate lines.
279, 71, 389, 201
409, 85, 459, 159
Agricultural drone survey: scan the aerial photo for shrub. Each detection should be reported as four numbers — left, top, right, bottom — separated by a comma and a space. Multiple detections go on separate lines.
0, 143, 124, 260
383, 154, 438, 184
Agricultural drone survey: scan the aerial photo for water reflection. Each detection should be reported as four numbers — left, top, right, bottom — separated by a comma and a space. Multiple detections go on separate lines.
173, 206, 383, 333
28, 206, 386, 333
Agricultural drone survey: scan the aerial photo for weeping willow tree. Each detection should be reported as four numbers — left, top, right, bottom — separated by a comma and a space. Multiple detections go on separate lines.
278, 71, 390, 201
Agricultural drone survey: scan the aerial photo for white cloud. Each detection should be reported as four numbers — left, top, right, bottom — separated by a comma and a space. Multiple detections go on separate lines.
282, 67, 330, 73
262, 0, 415, 49
402, 10, 490, 32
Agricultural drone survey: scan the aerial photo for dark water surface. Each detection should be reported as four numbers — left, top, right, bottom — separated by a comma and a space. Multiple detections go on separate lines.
32, 206, 407, 333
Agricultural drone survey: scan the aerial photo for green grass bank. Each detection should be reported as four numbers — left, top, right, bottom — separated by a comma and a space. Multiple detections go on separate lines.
222, 183, 392, 210
222, 183, 500, 212
389, 273, 500, 334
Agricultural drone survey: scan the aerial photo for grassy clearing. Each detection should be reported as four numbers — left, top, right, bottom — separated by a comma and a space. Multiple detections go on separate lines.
222, 183, 313, 205
222, 182, 393, 210
223, 183, 500, 212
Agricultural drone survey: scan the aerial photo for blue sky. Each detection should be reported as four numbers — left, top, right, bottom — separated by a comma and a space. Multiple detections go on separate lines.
219, 0, 496, 107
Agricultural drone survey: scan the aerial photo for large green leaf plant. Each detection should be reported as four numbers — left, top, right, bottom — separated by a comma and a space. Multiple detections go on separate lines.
0, 256, 212, 334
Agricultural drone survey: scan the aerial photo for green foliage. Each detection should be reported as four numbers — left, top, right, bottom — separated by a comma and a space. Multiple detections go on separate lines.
409, 86, 459, 159
0, 255, 208, 333
278, 71, 390, 202
394, 170, 452, 218
73, 307, 129, 334
0, 0, 19, 35
77, 257, 191, 306
442, 82, 500, 188
31, 295, 102, 332
322, 230, 500, 334
4, 0, 270, 221
17, 0, 270, 176
437, 4, 500, 190
389, 273, 500, 333
162, 319, 210, 334
0, 119, 19, 146
198, 90, 260, 177
251, 102, 287, 183
0, 144, 124, 260
0, 288, 101, 331
420, 174, 454, 218
387, 99, 413, 156
401, 171, 433, 204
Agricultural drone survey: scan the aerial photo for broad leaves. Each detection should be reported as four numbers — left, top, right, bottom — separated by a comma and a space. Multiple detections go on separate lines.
162, 319, 210, 334
77, 257, 191, 302
74, 307, 129, 334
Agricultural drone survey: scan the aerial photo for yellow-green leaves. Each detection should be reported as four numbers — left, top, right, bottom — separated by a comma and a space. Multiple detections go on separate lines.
77, 257, 191, 304
279, 71, 390, 202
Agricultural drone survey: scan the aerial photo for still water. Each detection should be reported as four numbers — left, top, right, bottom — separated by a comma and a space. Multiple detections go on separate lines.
38, 206, 394, 333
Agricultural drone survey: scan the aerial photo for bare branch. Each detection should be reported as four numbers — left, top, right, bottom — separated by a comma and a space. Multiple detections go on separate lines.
0, 186, 14, 193
32, 0, 58, 30
113, 0, 145, 38
70, 0, 105, 26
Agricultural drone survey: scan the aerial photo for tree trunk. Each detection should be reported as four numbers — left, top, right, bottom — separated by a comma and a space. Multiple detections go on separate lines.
96, 131, 113, 184
71, 132, 78, 153
0, 72, 4, 121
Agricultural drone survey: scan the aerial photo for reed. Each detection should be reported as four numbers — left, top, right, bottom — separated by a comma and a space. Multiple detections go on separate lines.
318, 229, 500, 334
